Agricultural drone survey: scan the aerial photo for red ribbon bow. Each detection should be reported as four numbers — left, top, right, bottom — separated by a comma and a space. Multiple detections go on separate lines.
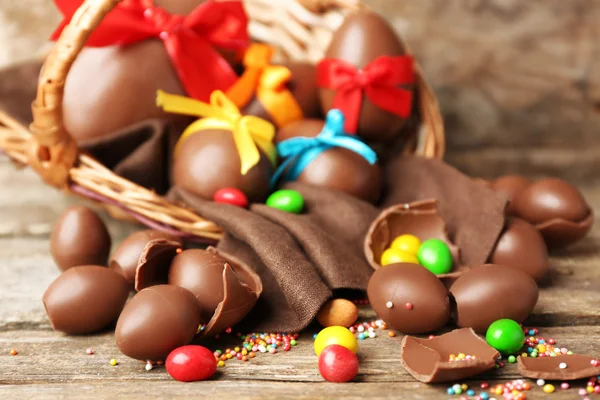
51, 0, 250, 101
316, 56, 415, 134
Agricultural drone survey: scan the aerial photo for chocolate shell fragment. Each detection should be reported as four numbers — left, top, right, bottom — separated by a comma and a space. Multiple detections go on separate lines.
400, 328, 500, 383
134, 239, 183, 291
518, 354, 600, 380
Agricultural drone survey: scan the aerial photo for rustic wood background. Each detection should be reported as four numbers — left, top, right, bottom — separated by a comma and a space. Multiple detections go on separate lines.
1, 1, 600, 399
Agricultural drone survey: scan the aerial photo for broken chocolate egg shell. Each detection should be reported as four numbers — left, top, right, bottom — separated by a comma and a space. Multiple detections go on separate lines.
400, 328, 499, 383
488, 217, 549, 282
50, 206, 111, 272
134, 239, 183, 291
513, 178, 593, 249
43, 266, 129, 335
364, 199, 462, 279
110, 229, 183, 287
116, 285, 201, 361
367, 263, 451, 334
320, 10, 413, 142
168, 247, 263, 337
518, 354, 600, 380
449, 264, 539, 333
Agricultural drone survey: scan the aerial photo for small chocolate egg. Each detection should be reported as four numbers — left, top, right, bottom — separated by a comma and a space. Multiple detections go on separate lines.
450, 265, 539, 333
50, 206, 111, 272
316, 299, 359, 328
367, 263, 451, 334
320, 11, 412, 142
168, 248, 262, 336
43, 266, 130, 334
173, 129, 273, 202
110, 230, 183, 286
512, 178, 593, 248
491, 175, 531, 215
243, 63, 322, 125
489, 217, 549, 281
276, 119, 383, 203
115, 285, 201, 361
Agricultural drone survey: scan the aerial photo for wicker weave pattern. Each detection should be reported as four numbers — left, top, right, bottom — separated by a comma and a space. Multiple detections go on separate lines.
0, 0, 444, 241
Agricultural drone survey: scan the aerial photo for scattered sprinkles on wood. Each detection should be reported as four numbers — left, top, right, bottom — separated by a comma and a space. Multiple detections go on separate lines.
9, 349, 18, 356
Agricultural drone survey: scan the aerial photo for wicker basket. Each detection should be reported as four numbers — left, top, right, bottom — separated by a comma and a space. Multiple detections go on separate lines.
0, 0, 444, 243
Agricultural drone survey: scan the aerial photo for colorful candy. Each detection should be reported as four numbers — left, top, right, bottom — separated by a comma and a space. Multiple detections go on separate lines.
417, 239, 453, 274
314, 326, 358, 356
380, 248, 419, 266
390, 234, 421, 255
486, 319, 525, 355
213, 188, 249, 208
266, 189, 304, 214
318, 344, 359, 382
317, 299, 359, 328
166, 345, 217, 382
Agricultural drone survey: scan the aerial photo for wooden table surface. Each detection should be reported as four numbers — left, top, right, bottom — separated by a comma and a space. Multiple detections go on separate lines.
0, 153, 599, 400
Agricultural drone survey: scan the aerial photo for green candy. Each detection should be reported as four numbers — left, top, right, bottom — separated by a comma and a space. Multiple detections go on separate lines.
266, 190, 304, 214
417, 239, 453, 274
486, 319, 525, 355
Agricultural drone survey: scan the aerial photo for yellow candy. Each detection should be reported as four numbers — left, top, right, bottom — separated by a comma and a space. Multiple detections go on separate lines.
390, 234, 421, 255
543, 384, 555, 393
314, 326, 358, 356
381, 248, 419, 266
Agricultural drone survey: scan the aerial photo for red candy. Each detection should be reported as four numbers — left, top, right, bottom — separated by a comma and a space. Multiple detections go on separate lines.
213, 188, 249, 208
318, 345, 359, 383
166, 345, 217, 382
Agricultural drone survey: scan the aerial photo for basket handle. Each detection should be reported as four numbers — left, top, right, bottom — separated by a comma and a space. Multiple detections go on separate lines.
29, 0, 123, 188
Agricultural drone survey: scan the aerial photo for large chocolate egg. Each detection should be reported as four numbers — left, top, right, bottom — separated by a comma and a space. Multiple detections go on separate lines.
512, 178, 593, 248
491, 175, 531, 215
110, 230, 183, 286
450, 265, 539, 333
116, 285, 201, 361
367, 263, 451, 334
243, 63, 322, 125
276, 119, 382, 203
168, 247, 262, 336
489, 217, 549, 281
173, 129, 273, 202
320, 11, 412, 142
50, 206, 111, 272
43, 266, 129, 334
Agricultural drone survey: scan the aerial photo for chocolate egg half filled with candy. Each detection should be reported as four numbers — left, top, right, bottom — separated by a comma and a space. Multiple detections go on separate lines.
50, 206, 111, 272
318, 10, 415, 142
110, 229, 183, 287
449, 265, 539, 333
169, 247, 263, 336
56, 0, 246, 143
116, 285, 201, 361
272, 110, 382, 203
158, 90, 276, 202
512, 178, 593, 248
367, 263, 451, 334
43, 266, 129, 334
227, 44, 321, 127
489, 217, 549, 282
491, 175, 531, 215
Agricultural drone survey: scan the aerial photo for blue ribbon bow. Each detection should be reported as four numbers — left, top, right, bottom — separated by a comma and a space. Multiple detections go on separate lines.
270, 109, 378, 188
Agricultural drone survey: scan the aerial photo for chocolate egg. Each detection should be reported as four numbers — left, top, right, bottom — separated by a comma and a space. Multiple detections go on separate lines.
168, 247, 263, 336
276, 119, 383, 203
116, 285, 201, 361
320, 11, 412, 142
367, 263, 451, 334
489, 217, 549, 281
513, 178, 593, 248
491, 175, 531, 215
173, 129, 273, 202
243, 63, 322, 125
50, 206, 111, 272
110, 230, 183, 286
135, 239, 183, 292
450, 265, 539, 333
43, 266, 129, 334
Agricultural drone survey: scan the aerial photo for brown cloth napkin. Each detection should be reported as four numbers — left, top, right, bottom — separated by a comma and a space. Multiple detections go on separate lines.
1, 61, 508, 333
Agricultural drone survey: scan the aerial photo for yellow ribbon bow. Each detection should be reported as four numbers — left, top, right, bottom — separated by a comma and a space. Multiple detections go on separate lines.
226, 43, 304, 127
157, 90, 277, 175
